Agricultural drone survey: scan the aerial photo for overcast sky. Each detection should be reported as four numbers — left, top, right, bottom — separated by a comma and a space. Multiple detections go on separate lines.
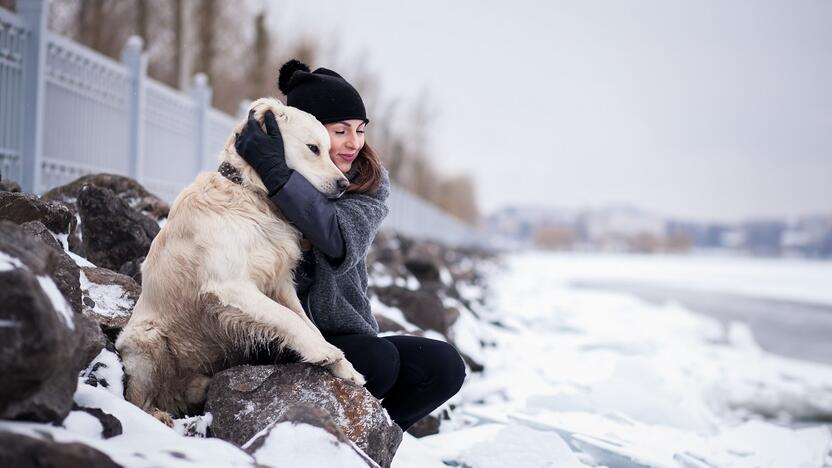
267, 0, 832, 223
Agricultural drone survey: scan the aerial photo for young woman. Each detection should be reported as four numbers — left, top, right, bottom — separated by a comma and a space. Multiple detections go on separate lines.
234, 59, 466, 431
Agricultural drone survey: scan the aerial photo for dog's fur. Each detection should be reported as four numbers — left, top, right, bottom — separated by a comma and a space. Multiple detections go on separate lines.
115, 98, 365, 420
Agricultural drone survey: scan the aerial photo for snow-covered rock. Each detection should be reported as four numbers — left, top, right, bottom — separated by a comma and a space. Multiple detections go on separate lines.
80, 266, 140, 333
206, 364, 402, 467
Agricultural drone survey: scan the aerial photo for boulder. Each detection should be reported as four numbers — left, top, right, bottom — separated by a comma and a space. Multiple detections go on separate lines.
373, 285, 459, 336
0, 431, 121, 468
206, 364, 402, 468
41, 172, 169, 222
244, 404, 378, 467
20, 220, 63, 251
0, 191, 75, 236
117, 256, 144, 284
406, 414, 441, 438
76, 185, 159, 272
0, 221, 84, 422
373, 314, 408, 334
0, 176, 22, 192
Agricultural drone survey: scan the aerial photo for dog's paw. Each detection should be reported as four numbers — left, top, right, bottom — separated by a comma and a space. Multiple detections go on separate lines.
306, 342, 345, 367
328, 358, 366, 386
151, 408, 175, 427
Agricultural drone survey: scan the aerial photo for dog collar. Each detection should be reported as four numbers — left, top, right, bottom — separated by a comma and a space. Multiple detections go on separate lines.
218, 162, 243, 185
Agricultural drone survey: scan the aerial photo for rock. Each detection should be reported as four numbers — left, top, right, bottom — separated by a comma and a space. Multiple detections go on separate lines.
42, 173, 169, 222
0, 176, 22, 192
244, 404, 378, 467
0, 221, 84, 422
206, 364, 402, 468
75, 314, 109, 372
20, 220, 63, 251
79, 266, 140, 333
0, 191, 76, 236
4, 220, 82, 315
403, 242, 444, 285
406, 414, 441, 438
76, 185, 159, 271
373, 285, 459, 336
374, 314, 408, 334
117, 256, 144, 284
0, 431, 121, 468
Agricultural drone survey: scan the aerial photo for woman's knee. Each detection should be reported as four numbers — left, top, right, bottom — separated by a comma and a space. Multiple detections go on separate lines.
437, 341, 467, 395
332, 335, 400, 398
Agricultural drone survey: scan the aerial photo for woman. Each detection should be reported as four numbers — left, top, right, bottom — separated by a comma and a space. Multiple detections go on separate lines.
234, 59, 466, 432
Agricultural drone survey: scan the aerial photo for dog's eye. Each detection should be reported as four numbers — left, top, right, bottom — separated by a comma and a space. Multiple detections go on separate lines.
307, 144, 320, 155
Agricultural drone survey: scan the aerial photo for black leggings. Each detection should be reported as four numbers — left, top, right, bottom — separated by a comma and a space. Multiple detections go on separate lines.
324, 334, 467, 431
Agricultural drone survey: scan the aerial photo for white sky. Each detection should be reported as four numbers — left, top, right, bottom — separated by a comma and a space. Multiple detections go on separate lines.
266, 0, 832, 223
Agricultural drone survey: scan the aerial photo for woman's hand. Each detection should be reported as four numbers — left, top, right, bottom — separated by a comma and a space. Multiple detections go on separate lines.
234, 110, 293, 195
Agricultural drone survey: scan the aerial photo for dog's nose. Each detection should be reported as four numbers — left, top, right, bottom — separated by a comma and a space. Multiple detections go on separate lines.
337, 179, 349, 190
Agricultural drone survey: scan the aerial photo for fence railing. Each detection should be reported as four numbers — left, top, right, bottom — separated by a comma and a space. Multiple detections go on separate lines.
0, 0, 489, 249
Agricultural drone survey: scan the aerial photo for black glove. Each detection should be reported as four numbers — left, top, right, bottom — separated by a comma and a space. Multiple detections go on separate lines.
234, 109, 293, 196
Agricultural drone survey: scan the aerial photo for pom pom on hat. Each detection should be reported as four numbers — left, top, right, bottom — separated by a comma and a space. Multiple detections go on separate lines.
277, 59, 311, 95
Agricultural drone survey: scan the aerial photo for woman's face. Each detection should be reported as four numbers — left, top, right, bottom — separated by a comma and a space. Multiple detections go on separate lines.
325, 119, 366, 174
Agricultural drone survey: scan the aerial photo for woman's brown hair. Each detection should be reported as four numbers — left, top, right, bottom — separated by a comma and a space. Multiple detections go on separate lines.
346, 141, 383, 194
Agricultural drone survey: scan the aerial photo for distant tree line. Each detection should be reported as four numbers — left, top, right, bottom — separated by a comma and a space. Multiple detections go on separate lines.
8, 0, 479, 225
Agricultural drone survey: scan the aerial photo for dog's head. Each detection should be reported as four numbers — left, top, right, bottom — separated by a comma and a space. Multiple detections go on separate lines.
225, 98, 349, 199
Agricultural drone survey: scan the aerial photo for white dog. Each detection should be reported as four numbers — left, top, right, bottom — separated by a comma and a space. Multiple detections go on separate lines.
116, 98, 366, 421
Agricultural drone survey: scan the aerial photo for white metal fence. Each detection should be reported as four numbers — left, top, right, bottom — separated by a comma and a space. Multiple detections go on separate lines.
0, 0, 489, 248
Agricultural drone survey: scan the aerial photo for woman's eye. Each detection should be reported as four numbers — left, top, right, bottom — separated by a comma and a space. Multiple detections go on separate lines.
357, 130, 365, 134
335, 131, 345, 135
307, 144, 320, 155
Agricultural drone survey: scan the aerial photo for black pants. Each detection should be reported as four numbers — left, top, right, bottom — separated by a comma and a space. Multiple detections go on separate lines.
324, 334, 467, 431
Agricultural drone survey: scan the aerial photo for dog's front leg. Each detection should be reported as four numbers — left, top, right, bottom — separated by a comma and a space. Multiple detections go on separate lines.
206, 281, 365, 385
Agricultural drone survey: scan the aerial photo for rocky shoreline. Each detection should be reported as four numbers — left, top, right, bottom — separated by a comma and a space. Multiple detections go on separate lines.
0, 173, 498, 467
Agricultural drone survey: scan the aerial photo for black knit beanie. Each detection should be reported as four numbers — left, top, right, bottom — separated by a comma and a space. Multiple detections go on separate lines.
277, 59, 368, 125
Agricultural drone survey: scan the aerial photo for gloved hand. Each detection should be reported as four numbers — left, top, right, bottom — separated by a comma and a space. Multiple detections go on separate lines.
234, 109, 293, 195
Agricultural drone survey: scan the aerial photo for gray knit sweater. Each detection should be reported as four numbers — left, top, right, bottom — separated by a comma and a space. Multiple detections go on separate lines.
270, 167, 390, 336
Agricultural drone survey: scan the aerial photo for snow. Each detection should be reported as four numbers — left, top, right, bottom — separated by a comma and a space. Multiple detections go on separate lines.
394, 251, 832, 467
53, 231, 69, 250
79, 270, 134, 321
80, 347, 126, 398
0, 249, 25, 271
36, 274, 75, 330
68, 249, 96, 267
62, 410, 105, 438
0, 383, 258, 467
173, 413, 213, 438
244, 421, 374, 468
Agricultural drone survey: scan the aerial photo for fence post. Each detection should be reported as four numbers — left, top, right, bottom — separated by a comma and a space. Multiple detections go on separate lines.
191, 73, 211, 173
121, 36, 146, 182
18, 0, 47, 194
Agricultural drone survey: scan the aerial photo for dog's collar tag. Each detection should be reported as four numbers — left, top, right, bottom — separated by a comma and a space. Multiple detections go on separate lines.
218, 162, 243, 185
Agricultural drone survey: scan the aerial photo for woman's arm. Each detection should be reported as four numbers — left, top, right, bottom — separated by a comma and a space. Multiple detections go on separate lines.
269, 172, 346, 260
271, 168, 390, 276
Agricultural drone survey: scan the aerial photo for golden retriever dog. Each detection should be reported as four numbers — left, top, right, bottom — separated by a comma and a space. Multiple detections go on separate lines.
116, 98, 366, 422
